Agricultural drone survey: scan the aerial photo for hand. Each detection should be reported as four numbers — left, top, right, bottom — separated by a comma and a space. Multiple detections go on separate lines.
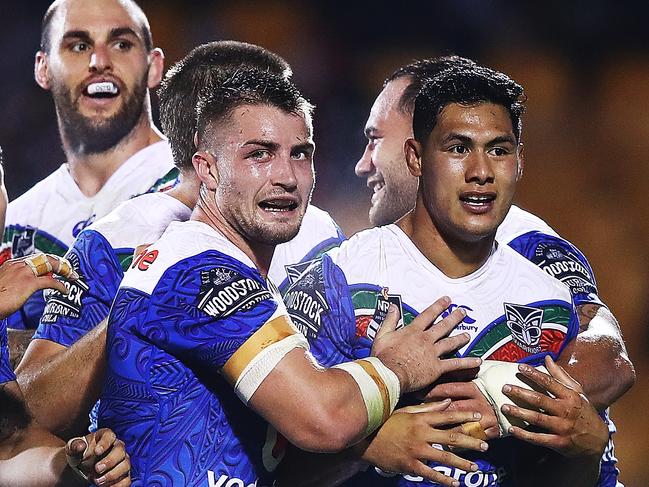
501, 356, 608, 458
361, 401, 488, 487
371, 296, 482, 393
66, 428, 131, 486
0, 253, 79, 319
422, 381, 500, 439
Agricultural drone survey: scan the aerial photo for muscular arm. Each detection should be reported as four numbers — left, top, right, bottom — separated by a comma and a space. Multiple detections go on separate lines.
15, 322, 108, 438
557, 304, 635, 410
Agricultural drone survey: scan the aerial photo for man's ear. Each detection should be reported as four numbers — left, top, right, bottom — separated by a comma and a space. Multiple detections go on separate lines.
34, 51, 51, 90
192, 149, 219, 190
404, 138, 423, 177
516, 143, 525, 181
147, 48, 165, 89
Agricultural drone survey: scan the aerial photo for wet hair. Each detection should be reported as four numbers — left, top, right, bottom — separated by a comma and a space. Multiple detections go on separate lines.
385, 56, 478, 115
40, 0, 153, 53
413, 65, 526, 144
158, 41, 292, 170
195, 69, 312, 153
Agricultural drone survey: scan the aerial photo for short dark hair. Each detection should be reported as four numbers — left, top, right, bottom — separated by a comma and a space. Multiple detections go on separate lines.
196, 69, 312, 153
413, 65, 526, 144
385, 56, 478, 114
40, 0, 153, 53
159, 41, 292, 170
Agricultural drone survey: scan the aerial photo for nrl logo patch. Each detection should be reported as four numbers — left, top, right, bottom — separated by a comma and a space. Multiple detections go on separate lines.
12, 227, 36, 258
283, 260, 328, 339
366, 288, 404, 341
41, 252, 89, 323
504, 303, 543, 353
196, 267, 272, 319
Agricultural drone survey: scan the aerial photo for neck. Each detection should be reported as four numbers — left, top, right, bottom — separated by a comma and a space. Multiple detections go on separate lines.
397, 197, 495, 279
190, 191, 274, 278
63, 112, 163, 197
167, 169, 200, 210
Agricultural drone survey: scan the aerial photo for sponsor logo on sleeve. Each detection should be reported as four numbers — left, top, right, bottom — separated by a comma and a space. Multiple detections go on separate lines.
366, 288, 403, 340
532, 242, 596, 296
504, 303, 543, 353
41, 252, 89, 323
283, 260, 329, 339
196, 267, 272, 319
12, 227, 36, 257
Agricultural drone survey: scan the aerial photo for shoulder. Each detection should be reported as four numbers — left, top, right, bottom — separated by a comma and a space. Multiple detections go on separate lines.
87, 193, 191, 250
5, 165, 68, 221
496, 205, 558, 243
332, 225, 393, 271
120, 221, 256, 295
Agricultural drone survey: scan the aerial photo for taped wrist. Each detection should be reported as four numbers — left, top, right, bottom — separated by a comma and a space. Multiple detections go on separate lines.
333, 357, 400, 436
472, 360, 548, 437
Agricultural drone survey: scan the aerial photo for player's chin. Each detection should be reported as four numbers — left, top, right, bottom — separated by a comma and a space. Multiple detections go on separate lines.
254, 217, 303, 245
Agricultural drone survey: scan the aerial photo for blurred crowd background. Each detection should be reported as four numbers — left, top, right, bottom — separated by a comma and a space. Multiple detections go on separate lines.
1, 0, 648, 483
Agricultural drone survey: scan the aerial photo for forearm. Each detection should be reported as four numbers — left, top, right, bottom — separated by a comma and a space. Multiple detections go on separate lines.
0, 427, 83, 487
16, 323, 107, 437
557, 306, 635, 410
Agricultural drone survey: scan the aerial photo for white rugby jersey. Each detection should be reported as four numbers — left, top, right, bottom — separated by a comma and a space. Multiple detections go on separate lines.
1, 140, 178, 328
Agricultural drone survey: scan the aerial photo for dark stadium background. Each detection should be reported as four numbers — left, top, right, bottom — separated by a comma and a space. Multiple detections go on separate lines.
2, 1, 648, 483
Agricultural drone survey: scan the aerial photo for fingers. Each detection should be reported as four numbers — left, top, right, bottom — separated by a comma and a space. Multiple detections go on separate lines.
502, 382, 559, 416
514, 363, 574, 400
435, 332, 471, 356
501, 401, 560, 433
49, 255, 79, 281
407, 460, 464, 487
66, 436, 89, 465
544, 355, 582, 392
424, 381, 477, 401
94, 441, 130, 486
409, 296, 451, 331
374, 304, 399, 341
33, 275, 69, 294
429, 307, 466, 338
507, 424, 561, 449
398, 399, 451, 414
93, 428, 118, 457
439, 356, 482, 376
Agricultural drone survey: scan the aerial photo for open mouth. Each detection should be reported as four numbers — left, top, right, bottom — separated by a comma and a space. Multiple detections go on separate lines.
259, 198, 299, 212
83, 81, 120, 99
460, 193, 496, 210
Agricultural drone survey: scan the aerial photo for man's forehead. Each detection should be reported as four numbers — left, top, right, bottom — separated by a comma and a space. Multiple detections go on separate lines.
223, 104, 312, 141
367, 77, 410, 127
51, 0, 146, 39
435, 102, 515, 136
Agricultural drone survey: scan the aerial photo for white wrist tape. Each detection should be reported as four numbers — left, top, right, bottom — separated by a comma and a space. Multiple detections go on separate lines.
333, 357, 400, 435
472, 360, 548, 437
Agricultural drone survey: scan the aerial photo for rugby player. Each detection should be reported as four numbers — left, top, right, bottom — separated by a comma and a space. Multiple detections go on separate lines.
281, 65, 608, 486
2, 0, 177, 333
97, 69, 483, 485
0, 148, 131, 486
16, 41, 344, 438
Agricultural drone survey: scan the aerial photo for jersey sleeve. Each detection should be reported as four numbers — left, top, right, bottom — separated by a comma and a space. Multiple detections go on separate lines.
33, 229, 127, 348
114, 251, 306, 402
284, 253, 361, 367
0, 320, 16, 384
506, 231, 604, 307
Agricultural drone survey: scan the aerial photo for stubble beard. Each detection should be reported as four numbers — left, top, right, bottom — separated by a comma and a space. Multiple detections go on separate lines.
51, 73, 148, 156
369, 179, 418, 227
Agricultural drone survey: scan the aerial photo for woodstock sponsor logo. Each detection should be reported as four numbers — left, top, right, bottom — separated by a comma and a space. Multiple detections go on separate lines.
207, 472, 258, 487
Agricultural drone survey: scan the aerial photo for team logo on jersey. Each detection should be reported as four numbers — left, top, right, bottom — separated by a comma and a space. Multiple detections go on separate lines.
12, 227, 36, 257
532, 242, 596, 297
366, 288, 404, 340
41, 252, 89, 323
283, 260, 329, 339
196, 267, 272, 319
72, 214, 96, 238
504, 303, 543, 353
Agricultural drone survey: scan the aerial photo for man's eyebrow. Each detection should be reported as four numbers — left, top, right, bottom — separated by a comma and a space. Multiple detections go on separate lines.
108, 27, 141, 41
292, 141, 315, 153
441, 133, 473, 145
62, 30, 92, 42
364, 126, 378, 137
243, 140, 280, 151
487, 134, 517, 146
